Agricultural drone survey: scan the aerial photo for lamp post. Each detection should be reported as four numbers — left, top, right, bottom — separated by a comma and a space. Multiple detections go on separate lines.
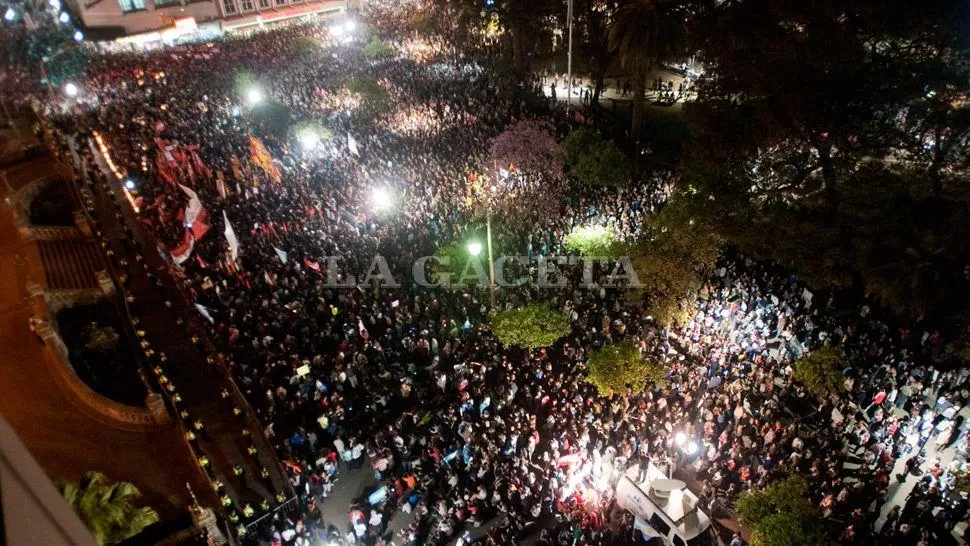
566, 0, 574, 105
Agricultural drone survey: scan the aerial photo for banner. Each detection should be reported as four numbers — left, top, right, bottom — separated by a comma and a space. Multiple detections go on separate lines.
154, 137, 178, 168
634, 516, 664, 540
304, 258, 320, 271
179, 184, 204, 227
348, 133, 360, 157
216, 175, 228, 200
248, 135, 281, 183
274, 246, 289, 264
195, 303, 215, 324
156, 153, 177, 185
190, 207, 210, 240
231, 155, 244, 181
171, 230, 194, 265
223, 211, 239, 262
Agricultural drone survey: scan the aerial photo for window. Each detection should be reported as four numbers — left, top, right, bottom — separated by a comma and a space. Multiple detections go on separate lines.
221, 0, 236, 13
154, 0, 179, 6
257, 0, 269, 8
648, 514, 671, 537
240, 0, 253, 10
117, 0, 146, 11
274, 0, 286, 7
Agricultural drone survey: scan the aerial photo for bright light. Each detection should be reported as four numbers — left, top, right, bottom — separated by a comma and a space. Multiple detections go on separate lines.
372, 188, 392, 210
63, 83, 78, 97
125, 179, 136, 190
344, 20, 356, 33
686, 441, 698, 455
3, 7, 14, 21
297, 128, 319, 151
73, 30, 83, 41
58, 12, 69, 23
674, 432, 687, 447
331, 25, 344, 37
246, 88, 263, 105
48, 0, 60, 7
467, 241, 483, 257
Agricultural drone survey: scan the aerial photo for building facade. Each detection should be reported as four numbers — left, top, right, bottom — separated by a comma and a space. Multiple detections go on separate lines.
64, 0, 347, 43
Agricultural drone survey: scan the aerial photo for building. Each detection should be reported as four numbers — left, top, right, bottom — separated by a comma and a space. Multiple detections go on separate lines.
63, 0, 348, 44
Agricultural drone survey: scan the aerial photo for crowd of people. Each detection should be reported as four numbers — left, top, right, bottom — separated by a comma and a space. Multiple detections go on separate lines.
38, 8, 969, 546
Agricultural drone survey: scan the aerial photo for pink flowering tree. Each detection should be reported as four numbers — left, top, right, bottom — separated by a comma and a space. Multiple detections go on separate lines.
489, 119, 564, 182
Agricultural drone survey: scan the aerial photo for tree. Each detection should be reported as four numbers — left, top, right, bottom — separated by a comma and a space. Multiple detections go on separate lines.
83, 323, 120, 353
564, 224, 619, 257
624, 195, 720, 326
676, 0, 970, 339
60, 471, 159, 545
563, 129, 631, 187
363, 38, 394, 59
490, 119, 564, 179
247, 100, 293, 138
574, 0, 622, 104
491, 303, 572, 349
347, 77, 390, 117
735, 475, 824, 546
793, 346, 845, 400
586, 341, 666, 394
25, 28, 88, 88
293, 36, 321, 56
609, 0, 688, 150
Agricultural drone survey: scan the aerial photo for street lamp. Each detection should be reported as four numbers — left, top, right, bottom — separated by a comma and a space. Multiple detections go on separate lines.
674, 431, 687, 448
63, 82, 78, 97
125, 179, 136, 190
344, 20, 356, 33
3, 7, 15, 21
246, 87, 263, 105
467, 241, 483, 257
372, 188, 392, 211
58, 11, 69, 23
297, 130, 319, 151
73, 30, 83, 41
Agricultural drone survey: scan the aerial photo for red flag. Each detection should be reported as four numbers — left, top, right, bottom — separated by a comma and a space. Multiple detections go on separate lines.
156, 153, 176, 185
190, 207, 210, 240
304, 258, 320, 271
170, 230, 194, 265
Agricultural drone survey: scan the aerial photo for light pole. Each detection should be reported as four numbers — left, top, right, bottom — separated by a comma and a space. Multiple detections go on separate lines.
566, 0, 574, 104
485, 206, 496, 311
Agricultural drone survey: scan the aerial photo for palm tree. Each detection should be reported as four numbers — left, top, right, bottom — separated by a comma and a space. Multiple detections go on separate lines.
609, 0, 688, 152
60, 471, 160, 545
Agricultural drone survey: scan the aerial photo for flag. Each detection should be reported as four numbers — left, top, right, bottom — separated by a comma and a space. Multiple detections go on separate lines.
216, 174, 228, 200
156, 153, 177, 185
348, 133, 360, 157
170, 230, 195, 265
190, 207, 210, 240
231, 155, 244, 180
264, 270, 276, 286
223, 211, 239, 262
274, 246, 288, 264
304, 258, 320, 271
633, 516, 664, 540
179, 184, 204, 227
195, 303, 215, 324
248, 134, 281, 183
499, 167, 510, 179
187, 144, 213, 180
154, 137, 178, 168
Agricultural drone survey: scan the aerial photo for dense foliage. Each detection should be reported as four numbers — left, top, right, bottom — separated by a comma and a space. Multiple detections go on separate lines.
60, 471, 159, 545
585, 341, 666, 394
793, 346, 846, 400
735, 475, 825, 546
563, 129, 631, 187
490, 303, 572, 349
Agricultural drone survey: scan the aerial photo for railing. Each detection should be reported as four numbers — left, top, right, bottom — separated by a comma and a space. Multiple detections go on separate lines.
244, 495, 299, 535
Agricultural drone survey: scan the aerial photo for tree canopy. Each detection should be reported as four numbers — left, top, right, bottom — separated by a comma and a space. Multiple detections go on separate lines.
793, 346, 846, 400
667, 0, 970, 353
491, 303, 572, 349
735, 475, 825, 546
563, 129, 631, 187
490, 119, 564, 180
586, 341, 667, 395
60, 471, 159, 545
564, 224, 620, 257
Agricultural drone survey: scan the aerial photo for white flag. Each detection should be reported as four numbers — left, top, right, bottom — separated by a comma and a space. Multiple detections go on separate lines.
634, 516, 664, 540
348, 133, 359, 157
223, 211, 239, 262
499, 167, 510, 179
179, 184, 203, 227
274, 246, 288, 264
195, 303, 215, 323
171, 232, 194, 265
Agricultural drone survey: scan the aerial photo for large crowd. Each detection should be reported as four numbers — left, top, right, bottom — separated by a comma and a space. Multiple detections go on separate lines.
40, 9, 970, 546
